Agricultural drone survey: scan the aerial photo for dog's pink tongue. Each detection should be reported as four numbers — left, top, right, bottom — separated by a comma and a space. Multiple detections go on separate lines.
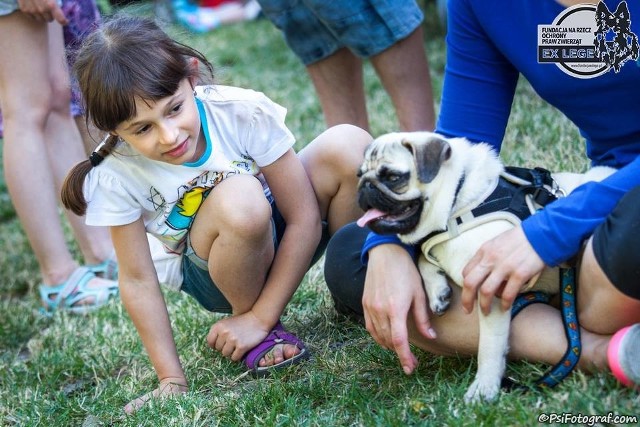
357, 209, 387, 228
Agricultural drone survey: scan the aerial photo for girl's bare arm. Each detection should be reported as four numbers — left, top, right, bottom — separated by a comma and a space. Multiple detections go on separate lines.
252, 148, 322, 327
111, 219, 187, 391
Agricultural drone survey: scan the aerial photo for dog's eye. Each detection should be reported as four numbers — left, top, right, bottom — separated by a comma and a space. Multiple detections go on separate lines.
382, 171, 402, 183
379, 167, 408, 187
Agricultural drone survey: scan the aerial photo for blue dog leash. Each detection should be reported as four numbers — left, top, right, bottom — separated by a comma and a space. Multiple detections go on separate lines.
503, 267, 581, 390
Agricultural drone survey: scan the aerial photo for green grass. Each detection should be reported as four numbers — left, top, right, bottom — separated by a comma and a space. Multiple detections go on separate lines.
1, 2, 638, 426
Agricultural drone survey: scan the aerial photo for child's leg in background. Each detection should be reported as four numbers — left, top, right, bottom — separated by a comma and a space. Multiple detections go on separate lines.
297, 124, 372, 234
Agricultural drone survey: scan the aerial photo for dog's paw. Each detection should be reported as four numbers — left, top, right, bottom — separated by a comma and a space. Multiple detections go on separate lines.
429, 285, 452, 315
463, 378, 500, 403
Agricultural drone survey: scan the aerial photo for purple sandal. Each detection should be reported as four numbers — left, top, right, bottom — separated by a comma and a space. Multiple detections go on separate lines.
244, 322, 309, 376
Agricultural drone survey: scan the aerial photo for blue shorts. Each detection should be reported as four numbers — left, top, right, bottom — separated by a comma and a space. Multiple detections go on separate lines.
0, 0, 20, 16
181, 201, 330, 312
258, 0, 424, 65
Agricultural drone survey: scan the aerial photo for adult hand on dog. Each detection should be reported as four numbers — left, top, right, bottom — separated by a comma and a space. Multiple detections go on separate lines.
462, 226, 545, 315
363, 244, 436, 375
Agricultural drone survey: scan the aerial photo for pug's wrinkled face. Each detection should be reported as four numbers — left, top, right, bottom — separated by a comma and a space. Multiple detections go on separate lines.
356, 132, 451, 235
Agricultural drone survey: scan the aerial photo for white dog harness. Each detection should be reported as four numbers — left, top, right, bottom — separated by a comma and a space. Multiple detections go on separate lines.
418, 166, 581, 391
419, 166, 564, 270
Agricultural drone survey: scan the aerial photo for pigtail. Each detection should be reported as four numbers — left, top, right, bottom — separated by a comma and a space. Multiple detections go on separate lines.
61, 135, 119, 216
61, 15, 217, 217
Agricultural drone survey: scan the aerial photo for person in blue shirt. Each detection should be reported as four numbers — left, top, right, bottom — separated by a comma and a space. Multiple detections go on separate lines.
325, 0, 640, 388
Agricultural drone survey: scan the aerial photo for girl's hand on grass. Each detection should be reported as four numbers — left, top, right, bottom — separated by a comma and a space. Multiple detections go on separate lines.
206, 311, 270, 362
363, 244, 436, 375
462, 226, 545, 315
124, 378, 187, 414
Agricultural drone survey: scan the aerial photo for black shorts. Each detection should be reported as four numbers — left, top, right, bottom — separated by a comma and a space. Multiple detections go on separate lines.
592, 185, 640, 300
324, 222, 370, 320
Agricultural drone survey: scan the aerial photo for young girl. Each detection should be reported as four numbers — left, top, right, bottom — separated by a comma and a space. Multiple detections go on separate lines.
61, 15, 371, 413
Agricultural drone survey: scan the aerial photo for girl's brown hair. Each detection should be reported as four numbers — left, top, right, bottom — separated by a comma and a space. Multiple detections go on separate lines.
61, 14, 215, 216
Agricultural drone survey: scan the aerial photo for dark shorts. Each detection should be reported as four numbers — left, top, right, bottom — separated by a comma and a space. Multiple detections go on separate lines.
323, 222, 369, 320
257, 0, 424, 65
592, 185, 640, 300
181, 201, 330, 312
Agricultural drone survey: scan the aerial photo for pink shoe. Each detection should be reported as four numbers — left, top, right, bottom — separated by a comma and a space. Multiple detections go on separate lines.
607, 324, 640, 388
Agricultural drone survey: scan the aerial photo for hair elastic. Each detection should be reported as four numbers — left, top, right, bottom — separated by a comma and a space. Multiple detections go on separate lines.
89, 152, 104, 167
89, 137, 108, 167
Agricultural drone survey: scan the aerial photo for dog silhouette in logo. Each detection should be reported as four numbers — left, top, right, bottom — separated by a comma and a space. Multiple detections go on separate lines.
593, 1, 639, 72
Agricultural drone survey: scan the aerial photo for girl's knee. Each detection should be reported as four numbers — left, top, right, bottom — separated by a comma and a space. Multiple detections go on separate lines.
322, 124, 372, 158
304, 124, 372, 177
211, 175, 272, 237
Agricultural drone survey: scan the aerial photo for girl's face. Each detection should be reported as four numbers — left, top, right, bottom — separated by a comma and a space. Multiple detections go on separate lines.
113, 78, 205, 165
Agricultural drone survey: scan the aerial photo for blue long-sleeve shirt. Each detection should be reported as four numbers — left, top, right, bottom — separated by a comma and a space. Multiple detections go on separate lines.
435, 0, 640, 266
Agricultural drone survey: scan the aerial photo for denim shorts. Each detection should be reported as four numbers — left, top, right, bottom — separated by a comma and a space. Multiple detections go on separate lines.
181, 201, 330, 312
0, 0, 18, 16
258, 0, 424, 65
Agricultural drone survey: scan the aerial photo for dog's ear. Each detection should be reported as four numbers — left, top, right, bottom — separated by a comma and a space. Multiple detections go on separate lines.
402, 137, 451, 183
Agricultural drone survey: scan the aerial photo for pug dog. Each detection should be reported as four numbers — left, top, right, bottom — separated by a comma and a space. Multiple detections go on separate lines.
356, 131, 614, 402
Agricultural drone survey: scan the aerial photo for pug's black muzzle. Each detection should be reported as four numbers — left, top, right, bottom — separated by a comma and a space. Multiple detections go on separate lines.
358, 178, 423, 235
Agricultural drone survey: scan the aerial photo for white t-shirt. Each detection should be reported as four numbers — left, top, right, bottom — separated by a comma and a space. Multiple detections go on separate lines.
83, 85, 295, 288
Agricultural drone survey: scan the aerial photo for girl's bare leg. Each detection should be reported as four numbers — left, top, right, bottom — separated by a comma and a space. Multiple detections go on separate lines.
190, 175, 299, 365
298, 124, 371, 233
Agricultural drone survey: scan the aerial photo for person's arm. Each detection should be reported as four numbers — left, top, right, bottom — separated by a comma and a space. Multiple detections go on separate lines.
436, 0, 519, 149
524, 158, 640, 266
250, 148, 321, 326
462, 158, 640, 315
111, 218, 187, 413
362, 243, 436, 375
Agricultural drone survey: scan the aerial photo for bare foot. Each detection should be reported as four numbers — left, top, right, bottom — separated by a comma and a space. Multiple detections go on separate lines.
257, 343, 301, 367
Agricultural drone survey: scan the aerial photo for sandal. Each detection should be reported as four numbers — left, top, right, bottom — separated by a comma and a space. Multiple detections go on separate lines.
39, 266, 119, 315
244, 321, 309, 377
87, 253, 118, 281
607, 323, 640, 388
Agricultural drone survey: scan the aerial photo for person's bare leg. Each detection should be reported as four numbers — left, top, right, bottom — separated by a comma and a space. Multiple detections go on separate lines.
370, 26, 436, 131
0, 16, 78, 286
44, 24, 113, 266
191, 175, 275, 314
297, 124, 372, 233
577, 239, 640, 334
190, 175, 299, 365
0, 16, 115, 311
306, 48, 370, 131
75, 116, 103, 156
406, 286, 610, 372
